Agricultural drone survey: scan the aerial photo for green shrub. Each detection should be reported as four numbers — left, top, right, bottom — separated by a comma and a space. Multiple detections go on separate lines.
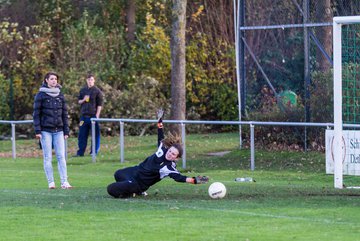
186, 33, 238, 123
309, 70, 333, 123
0, 21, 52, 123
0, 73, 10, 120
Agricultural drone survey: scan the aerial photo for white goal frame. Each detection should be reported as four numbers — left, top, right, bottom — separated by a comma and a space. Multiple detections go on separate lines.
333, 16, 360, 189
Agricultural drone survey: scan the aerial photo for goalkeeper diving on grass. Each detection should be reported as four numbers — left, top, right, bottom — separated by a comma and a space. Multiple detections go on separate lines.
107, 109, 209, 198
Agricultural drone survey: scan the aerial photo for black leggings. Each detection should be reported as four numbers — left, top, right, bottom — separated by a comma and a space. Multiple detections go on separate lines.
114, 166, 138, 182
107, 166, 142, 198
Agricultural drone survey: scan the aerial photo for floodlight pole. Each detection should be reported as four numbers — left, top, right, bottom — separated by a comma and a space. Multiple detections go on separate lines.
303, 0, 310, 151
234, 0, 241, 149
239, 0, 246, 118
234, 0, 245, 149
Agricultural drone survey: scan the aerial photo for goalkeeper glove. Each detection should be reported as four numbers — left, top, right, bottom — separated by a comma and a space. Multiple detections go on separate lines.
193, 176, 209, 184
157, 108, 164, 128
157, 108, 164, 120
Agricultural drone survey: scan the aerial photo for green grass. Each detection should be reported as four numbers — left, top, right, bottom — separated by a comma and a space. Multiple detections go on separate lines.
1, 133, 360, 241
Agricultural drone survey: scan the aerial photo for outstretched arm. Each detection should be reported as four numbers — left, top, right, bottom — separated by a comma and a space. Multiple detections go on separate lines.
157, 109, 164, 147
167, 169, 209, 184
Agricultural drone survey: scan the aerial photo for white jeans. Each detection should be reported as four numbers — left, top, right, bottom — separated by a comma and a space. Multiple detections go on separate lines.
40, 131, 68, 184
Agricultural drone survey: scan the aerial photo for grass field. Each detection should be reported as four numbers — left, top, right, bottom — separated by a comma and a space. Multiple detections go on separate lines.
1, 133, 360, 241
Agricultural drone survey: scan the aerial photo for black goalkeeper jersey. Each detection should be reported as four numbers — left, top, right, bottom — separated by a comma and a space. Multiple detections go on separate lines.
134, 123, 187, 190
135, 143, 187, 190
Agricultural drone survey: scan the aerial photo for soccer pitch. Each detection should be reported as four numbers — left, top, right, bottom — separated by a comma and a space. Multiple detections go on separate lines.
0, 133, 359, 241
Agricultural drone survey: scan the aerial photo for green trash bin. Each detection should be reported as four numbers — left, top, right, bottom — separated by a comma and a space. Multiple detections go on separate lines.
279, 90, 297, 108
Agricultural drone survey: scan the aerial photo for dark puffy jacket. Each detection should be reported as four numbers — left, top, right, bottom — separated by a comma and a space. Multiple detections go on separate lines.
33, 91, 69, 135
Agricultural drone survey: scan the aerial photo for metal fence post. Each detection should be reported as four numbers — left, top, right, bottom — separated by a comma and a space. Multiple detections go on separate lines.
250, 123, 255, 171
181, 123, 186, 169
11, 123, 16, 159
91, 120, 96, 163
120, 121, 124, 163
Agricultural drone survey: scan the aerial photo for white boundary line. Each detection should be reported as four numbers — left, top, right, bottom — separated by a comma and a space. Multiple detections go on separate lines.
0, 189, 73, 197
2, 189, 359, 226
127, 199, 359, 226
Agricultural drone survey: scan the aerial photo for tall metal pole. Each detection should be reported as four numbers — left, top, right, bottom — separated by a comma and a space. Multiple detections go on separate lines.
234, 0, 241, 148
303, 0, 310, 151
234, 0, 245, 149
239, 0, 246, 117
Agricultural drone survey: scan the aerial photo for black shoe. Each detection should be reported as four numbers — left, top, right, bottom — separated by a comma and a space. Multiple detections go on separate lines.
72, 154, 84, 157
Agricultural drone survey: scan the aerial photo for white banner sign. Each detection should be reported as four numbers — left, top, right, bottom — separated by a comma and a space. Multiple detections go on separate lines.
325, 130, 360, 176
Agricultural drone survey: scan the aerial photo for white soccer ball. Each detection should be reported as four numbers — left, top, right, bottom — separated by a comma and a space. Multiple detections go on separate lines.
208, 182, 227, 199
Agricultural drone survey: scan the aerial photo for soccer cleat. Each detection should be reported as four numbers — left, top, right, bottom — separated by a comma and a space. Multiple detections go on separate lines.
132, 192, 148, 197
61, 181, 73, 189
48, 182, 56, 189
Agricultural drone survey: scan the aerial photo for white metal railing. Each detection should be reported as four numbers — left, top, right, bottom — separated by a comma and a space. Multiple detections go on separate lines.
89, 118, 360, 170
0, 120, 70, 160
0, 120, 33, 159
2, 119, 360, 170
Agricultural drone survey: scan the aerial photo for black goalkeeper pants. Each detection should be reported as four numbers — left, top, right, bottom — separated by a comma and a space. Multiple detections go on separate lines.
107, 166, 142, 198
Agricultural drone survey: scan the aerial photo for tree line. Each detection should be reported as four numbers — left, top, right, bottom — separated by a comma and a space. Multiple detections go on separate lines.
0, 0, 359, 144
0, 0, 239, 135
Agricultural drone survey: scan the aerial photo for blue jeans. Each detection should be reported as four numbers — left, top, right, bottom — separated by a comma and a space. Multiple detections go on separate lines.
40, 131, 68, 184
77, 116, 100, 156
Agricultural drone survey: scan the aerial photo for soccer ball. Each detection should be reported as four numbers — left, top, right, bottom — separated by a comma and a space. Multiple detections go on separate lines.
208, 182, 227, 199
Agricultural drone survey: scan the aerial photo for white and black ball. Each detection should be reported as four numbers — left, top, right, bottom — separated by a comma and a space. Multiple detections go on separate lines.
208, 182, 227, 199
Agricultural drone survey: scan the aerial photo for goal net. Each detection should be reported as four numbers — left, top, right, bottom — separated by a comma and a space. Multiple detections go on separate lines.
332, 16, 360, 189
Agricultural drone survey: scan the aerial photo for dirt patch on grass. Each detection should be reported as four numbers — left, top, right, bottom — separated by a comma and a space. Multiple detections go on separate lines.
206, 151, 231, 157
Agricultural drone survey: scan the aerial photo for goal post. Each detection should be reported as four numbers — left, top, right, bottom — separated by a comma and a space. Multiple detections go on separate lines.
333, 16, 360, 189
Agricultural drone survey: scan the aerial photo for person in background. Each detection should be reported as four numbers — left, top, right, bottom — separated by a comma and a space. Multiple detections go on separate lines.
33, 72, 72, 189
74, 74, 104, 157
107, 109, 209, 198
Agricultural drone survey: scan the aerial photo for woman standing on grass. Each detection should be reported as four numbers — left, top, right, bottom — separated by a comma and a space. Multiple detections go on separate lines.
33, 72, 72, 189
107, 109, 209, 198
